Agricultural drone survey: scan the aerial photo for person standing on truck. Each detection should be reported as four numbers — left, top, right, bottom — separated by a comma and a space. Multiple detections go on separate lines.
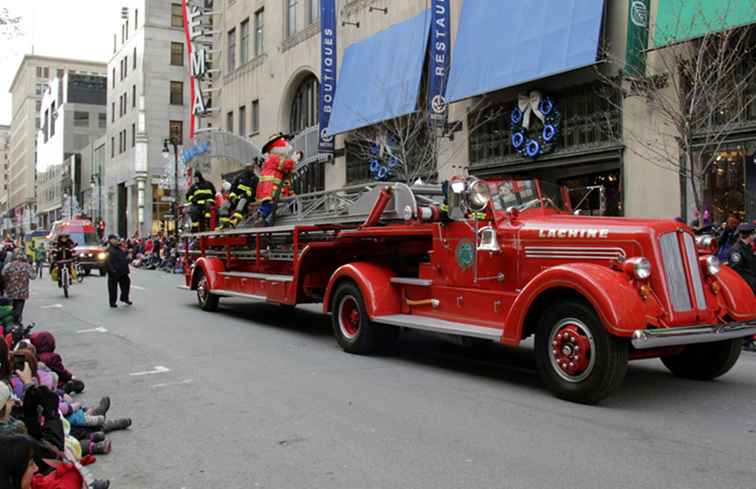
255, 134, 301, 226
105, 235, 132, 308
227, 161, 260, 228
728, 223, 756, 294
186, 171, 216, 232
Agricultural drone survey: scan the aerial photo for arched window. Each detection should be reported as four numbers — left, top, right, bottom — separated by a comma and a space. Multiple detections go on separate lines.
289, 74, 319, 135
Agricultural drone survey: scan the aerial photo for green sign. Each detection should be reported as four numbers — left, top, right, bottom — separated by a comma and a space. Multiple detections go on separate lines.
654, 0, 756, 47
625, 0, 650, 76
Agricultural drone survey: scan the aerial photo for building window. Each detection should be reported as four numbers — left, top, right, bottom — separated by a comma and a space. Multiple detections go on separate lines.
170, 81, 184, 105
132, 85, 136, 108
240, 19, 250, 64
124, 91, 128, 114
132, 123, 136, 147
125, 18, 129, 39
112, 68, 115, 88
239, 105, 246, 137
56, 69, 64, 79
289, 74, 319, 134
113, 34, 117, 53
133, 47, 137, 69
287, 0, 298, 37
74, 111, 89, 128
254, 9, 264, 56
227, 28, 237, 71
111, 137, 115, 158
111, 102, 115, 123
171, 4, 184, 28
308, 0, 319, 24
35, 100, 41, 112
169, 120, 183, 145
99, 113, 106, 129
251, 99, 260, 135
124, 55, 128, 78
135, 8, 139, 29
35, 67, 42, 78
226, 111, 234, 133
171, 42, 184, 66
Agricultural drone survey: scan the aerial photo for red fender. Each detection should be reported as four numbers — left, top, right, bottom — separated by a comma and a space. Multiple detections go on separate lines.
503, 263, 650, 342
713, 266, 756, 321
323, 262, 401, 318
190, 257, 226, 291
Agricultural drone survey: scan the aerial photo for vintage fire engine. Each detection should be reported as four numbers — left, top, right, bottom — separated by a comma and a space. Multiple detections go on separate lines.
181, 177, 756, 403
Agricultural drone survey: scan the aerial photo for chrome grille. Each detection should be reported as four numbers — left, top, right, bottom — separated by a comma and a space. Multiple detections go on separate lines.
660, 233, 692, 312
683, 233, 707, 310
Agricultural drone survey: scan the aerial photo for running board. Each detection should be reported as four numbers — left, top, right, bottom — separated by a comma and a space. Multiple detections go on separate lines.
212, 289, 267, 301
372, 314, 502, 341
220, 271, 294, 282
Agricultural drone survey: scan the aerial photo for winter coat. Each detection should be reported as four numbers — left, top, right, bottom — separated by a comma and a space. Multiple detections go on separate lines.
256, 154, 295, 203
230, 170, 259, 201
186, 180, 217, 206
3, 260, 34, 300
31, 332, 73, 384
106, 245, 130, 278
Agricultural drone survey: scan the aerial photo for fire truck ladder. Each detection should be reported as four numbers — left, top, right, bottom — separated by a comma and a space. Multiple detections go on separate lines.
186, 181, 444, 238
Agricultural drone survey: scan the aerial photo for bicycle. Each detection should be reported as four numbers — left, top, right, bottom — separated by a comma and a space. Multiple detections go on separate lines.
56, 259, 75, 298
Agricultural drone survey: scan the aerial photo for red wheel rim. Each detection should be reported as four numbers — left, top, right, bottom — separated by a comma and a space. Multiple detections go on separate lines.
198, 277, 209, 303
548, 319, 595, 383
338, 295, 360, 339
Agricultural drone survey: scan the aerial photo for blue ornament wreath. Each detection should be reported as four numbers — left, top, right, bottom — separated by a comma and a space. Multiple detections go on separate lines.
510, 96, 561, 160
369, 135, 400, 181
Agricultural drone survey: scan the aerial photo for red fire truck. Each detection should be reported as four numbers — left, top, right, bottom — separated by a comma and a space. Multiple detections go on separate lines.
181, 178, 756, 403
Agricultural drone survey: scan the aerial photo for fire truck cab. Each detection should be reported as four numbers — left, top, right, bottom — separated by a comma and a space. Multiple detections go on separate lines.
182, 177, 756, 403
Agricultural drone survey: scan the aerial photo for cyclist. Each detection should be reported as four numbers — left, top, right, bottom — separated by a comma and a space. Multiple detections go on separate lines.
50, 233, 77, 287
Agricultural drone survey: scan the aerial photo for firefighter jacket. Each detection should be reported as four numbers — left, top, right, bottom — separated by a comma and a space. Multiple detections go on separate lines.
729, 240, 756, 294
186, 180, 217, 206
230, 171, 259, 202
256, 155, 295, 203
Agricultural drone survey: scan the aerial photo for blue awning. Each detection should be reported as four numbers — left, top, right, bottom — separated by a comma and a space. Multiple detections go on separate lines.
446, 0, 605, 103
326, 11, 431, 136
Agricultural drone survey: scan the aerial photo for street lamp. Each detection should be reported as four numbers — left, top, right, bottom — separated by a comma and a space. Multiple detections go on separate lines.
162, 138, 180, 242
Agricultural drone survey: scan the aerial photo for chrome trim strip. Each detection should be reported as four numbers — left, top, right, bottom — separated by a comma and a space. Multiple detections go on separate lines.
524, 246, 626, 260
390, 277, 433, 287
211, 289, 268, 301
682, 233, 707, 310
631, 321, 756, 349
372, 314, 502, 341
220, 271, 294, 282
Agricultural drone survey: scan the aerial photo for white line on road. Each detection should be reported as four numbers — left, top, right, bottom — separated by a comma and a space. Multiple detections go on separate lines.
77, 326, 108, 334
131, 285, 145, 290
41, 304, 64, 309
150, 378, 193, 389
129, 365, 171, 377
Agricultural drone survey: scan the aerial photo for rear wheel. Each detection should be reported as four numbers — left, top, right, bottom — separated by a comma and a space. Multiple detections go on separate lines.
661, 339, 742, 380
331, 282, 392, 354
197, 275, 219, 312
535, 301, 628, 404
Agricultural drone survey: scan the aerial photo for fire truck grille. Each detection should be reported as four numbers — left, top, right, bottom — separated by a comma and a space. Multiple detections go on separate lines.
659, 232, 707, 312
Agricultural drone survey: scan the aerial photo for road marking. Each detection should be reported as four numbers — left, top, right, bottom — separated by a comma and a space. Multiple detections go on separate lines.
150, 378, 193, 389
41, 304, 64, 309
131, 285, 145, 290
129, 365, 171, 377
77, 326, 108, 334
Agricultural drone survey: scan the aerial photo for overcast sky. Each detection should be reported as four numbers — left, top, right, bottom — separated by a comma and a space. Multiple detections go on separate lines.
0, 1, 118, 125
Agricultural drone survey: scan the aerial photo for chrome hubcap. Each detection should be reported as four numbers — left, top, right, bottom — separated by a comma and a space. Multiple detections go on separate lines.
548, 318, 595, 383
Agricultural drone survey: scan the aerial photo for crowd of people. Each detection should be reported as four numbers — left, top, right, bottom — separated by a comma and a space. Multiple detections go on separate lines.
0, 327, 132, 488
122, 233, 183, 274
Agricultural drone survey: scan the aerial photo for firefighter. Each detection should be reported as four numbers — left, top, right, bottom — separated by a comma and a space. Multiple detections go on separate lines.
186, 171, 217, 232
255, 134, 301, 226
228, 161, 260, 228
728, 223, 756, 294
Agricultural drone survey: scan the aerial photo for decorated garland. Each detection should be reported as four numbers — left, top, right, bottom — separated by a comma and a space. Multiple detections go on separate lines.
510, 91, 561, 159
368, 135, 400, 181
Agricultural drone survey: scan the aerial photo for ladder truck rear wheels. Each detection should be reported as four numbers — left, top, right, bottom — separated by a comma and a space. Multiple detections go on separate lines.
197, 274, 219, 312
535, 300, 628, 404
332, 281, 390, 354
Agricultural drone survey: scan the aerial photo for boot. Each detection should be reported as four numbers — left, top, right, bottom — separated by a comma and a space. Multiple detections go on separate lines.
81, 415, 105, 428
88, 396, 110, 417
62, 378, 85, 394
89, 431, 106, 443
103, 417, 132, 433
91, 480, 110, 489
82, 440, 112, 455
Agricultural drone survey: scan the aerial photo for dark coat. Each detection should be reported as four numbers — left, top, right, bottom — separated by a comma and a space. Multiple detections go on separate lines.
31, 331, 73, 384
106, 244, 130, 278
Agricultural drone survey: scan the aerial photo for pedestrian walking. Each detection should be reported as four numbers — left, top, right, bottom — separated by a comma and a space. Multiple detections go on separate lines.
106, 234, 132, 308
2, 254, 34, 324
34, 242, 46, 279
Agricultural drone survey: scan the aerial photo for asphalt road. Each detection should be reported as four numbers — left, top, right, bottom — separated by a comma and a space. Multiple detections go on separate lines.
24, 269, 756, 489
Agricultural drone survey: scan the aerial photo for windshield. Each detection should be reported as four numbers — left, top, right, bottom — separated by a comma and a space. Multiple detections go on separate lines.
489, 179, 566, 212
68, 232, 99, 246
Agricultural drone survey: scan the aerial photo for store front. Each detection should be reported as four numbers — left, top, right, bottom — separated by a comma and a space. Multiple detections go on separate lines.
700, 143, 756, 225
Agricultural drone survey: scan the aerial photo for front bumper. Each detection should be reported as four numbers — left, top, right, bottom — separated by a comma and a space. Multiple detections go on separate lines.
632, 321, 756, 349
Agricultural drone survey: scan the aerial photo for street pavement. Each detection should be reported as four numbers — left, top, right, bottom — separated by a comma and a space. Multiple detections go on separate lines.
24, 269, 756, 489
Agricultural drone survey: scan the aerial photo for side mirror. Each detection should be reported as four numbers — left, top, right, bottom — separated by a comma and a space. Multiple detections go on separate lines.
477, 225, 501, 252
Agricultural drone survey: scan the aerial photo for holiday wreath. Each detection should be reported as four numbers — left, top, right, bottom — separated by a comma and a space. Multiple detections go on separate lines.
510, 90, 561, 159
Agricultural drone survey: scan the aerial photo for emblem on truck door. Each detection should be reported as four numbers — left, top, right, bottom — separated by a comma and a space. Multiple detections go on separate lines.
537, 228, 610, 239
455, 240, 475, 269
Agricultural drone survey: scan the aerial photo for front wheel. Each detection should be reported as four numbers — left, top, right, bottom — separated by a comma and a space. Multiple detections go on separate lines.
62, 273, 69, 298
331, 281, 393, 354
535, 301, 628, 404
197, 275, 219, 312
99, 268, 106, 277
661, 339, 742, 380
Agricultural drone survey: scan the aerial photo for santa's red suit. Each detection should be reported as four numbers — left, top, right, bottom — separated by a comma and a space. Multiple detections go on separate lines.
256, 135, 300, 222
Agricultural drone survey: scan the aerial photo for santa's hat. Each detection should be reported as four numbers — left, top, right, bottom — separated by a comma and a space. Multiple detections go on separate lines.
262, 133, 292, 155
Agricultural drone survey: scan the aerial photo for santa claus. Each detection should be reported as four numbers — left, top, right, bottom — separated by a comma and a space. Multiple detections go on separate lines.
255, 133, 301, 226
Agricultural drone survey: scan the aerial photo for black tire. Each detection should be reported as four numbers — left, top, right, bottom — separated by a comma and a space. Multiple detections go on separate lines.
331, 281, 392, 354
535, 301, 628, 404
63, 280, 69, 298
196, 274, 219, 312
84, 268, 91, 276
99, 268, 106, 277
661, 339, 743, 380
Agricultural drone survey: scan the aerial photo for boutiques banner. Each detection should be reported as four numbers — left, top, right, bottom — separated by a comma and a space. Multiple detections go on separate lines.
319, 0, 337, 153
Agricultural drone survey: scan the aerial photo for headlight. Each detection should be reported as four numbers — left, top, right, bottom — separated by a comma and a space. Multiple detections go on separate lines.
695, 235, 717, 253
623, 257, 652, 280
701, 255, 720, 275
97, 252, 107, 260
466, 178, 491, 212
